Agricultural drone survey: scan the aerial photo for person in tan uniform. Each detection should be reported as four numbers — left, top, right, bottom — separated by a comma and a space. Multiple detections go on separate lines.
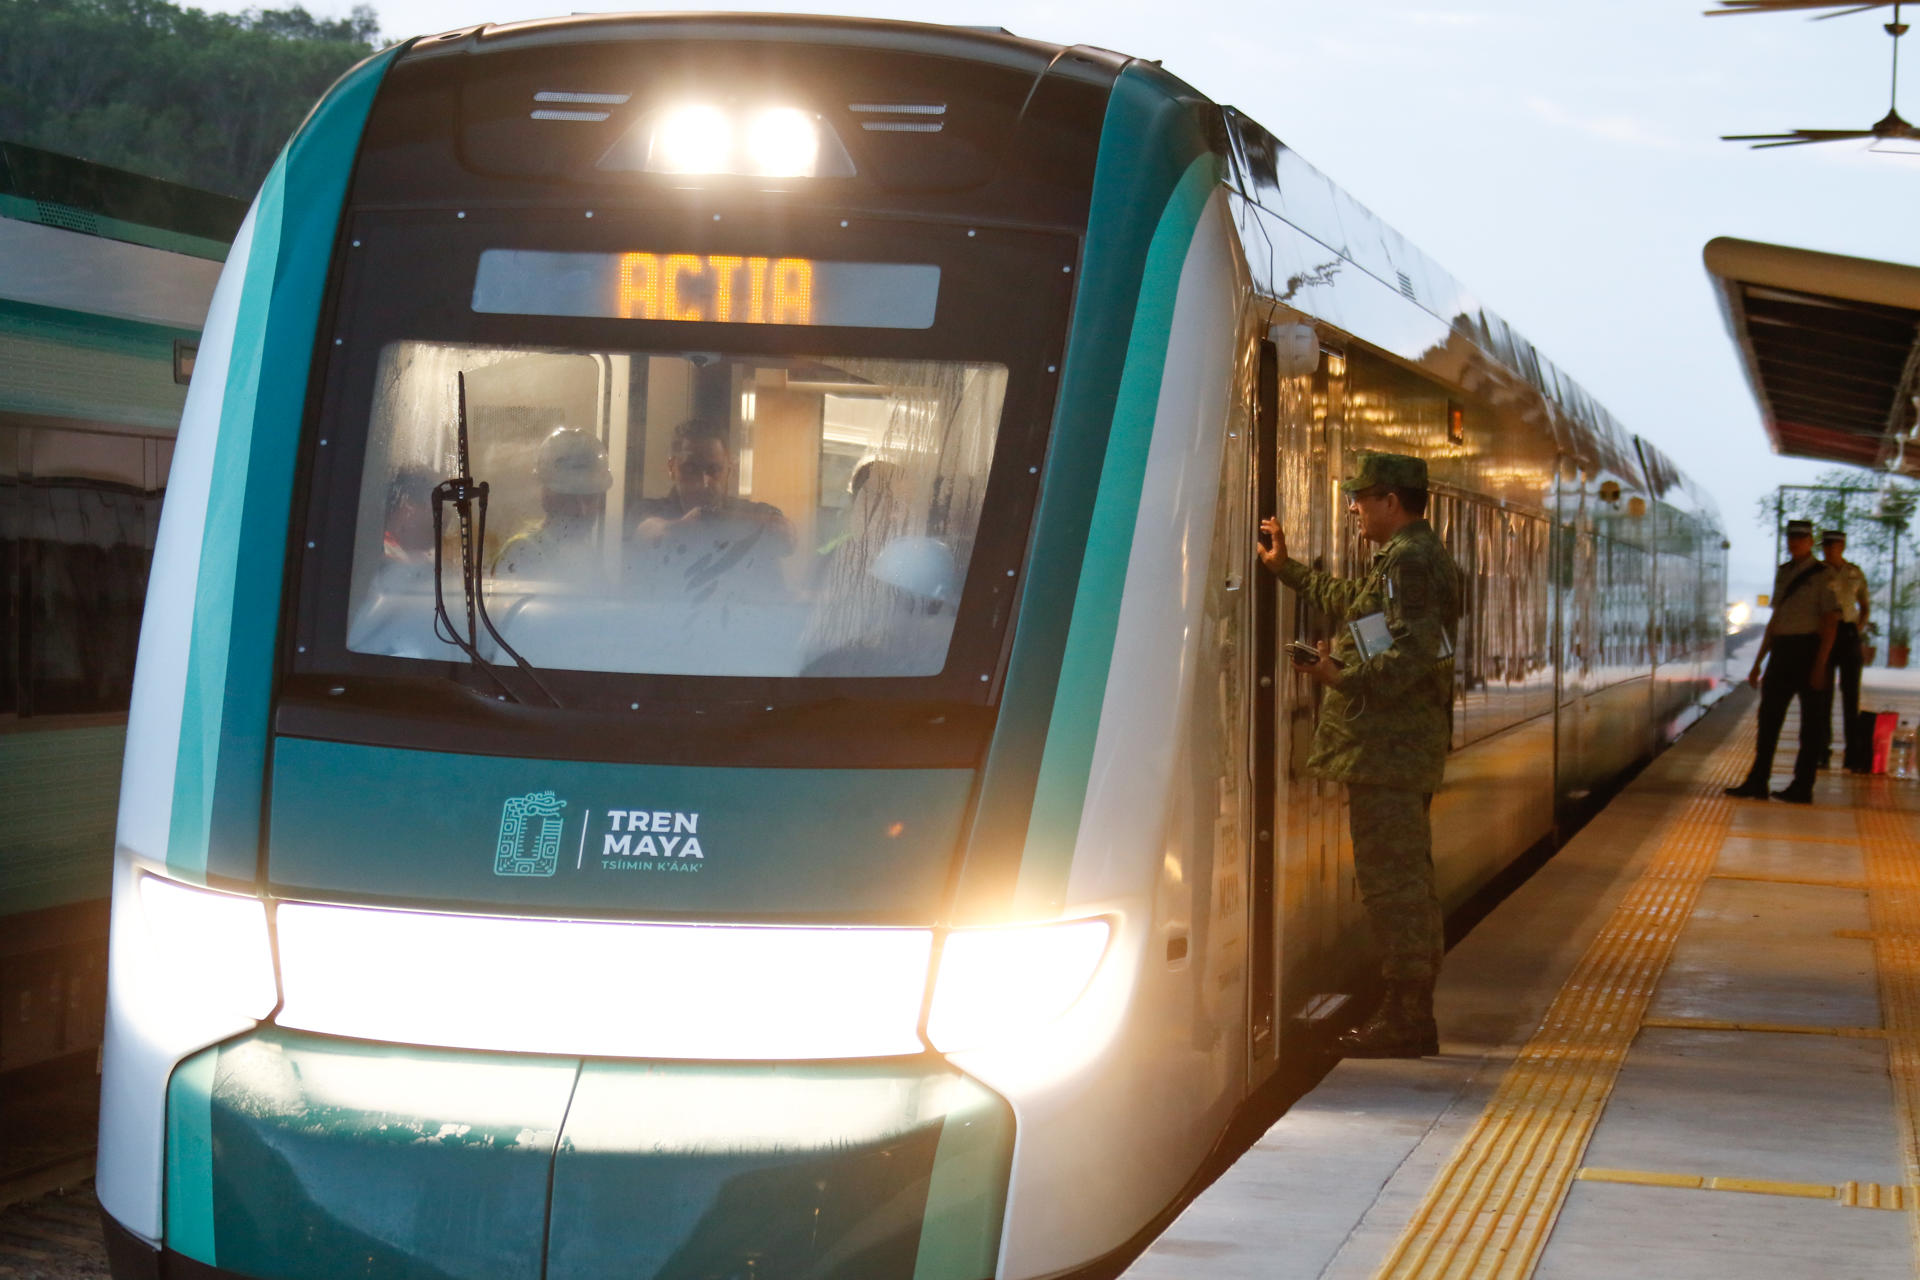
1821, 528, 1872, 773
1726, 519, 1837, 804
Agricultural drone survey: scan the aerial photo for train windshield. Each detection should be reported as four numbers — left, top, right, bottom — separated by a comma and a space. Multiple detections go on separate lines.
288, 205, 1072, 749
346, 342, 1007, 680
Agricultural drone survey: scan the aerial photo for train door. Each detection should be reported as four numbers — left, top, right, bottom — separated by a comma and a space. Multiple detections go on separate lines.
1248, 338, 1279, 1068
1248, 326, 1345, 1074
1273, 341, 1356, 1037
1554, 460, 1597, 811
1311, 348, 1357, 1001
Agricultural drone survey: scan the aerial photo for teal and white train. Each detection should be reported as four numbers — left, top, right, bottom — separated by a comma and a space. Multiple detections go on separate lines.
97, 15, 1727, 1280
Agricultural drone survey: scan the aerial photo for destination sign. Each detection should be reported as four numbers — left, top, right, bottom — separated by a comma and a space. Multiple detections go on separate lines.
473, 249, 940, 329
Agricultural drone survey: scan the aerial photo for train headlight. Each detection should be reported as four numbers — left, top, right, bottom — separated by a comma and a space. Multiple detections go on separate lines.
744, 107, 820, 177
649, 104, 732, 174
137, 874, 278, 1021
610, 104, 856, 179
274, 904, 932, 1059
925, 918, 1112, 1053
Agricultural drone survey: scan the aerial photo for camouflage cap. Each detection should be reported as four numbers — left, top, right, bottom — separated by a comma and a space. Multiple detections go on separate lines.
1341, 451, 1428, 494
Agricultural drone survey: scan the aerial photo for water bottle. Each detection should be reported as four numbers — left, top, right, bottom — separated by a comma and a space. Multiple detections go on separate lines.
1895, 721, 1918, 780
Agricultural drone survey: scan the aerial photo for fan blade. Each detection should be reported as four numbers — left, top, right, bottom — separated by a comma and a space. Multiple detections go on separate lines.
1707, 0, 1896, 12
1752, 131, 1878, 146
1723, 128, 1878, 139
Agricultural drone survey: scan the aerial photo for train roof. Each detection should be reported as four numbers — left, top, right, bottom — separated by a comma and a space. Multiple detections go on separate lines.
430, 11, 1073, 67
391, 13, 1712, 527
1220, 112, 1710, 524
0, 142, 245, 261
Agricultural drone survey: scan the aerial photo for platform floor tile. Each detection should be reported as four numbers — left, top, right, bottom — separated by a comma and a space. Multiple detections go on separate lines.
1534, 1181, 1912, 1280
1646, 878, 1879, 1029
1730, 803, 1862, 843
1715, 832, 1864, 881
1580, 1027, 1901, 1188
1121, 1062, 1486, 1280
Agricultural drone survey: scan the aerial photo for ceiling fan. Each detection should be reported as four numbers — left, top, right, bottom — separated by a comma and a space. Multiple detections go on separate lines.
1717, 0, 1919, 147
1710, 1, 1900, 15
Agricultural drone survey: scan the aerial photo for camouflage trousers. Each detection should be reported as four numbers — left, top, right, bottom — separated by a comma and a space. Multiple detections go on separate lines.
1346, 782, 1444, 983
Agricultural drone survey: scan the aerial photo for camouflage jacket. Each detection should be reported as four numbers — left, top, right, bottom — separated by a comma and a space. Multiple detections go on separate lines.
1276, 519, 1461, 790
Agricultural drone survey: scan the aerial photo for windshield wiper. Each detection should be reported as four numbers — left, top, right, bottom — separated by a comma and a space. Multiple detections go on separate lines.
430, 371, 560, 708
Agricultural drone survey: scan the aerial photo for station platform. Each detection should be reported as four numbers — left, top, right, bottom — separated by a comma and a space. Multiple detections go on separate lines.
1125, 669, 1920, 1280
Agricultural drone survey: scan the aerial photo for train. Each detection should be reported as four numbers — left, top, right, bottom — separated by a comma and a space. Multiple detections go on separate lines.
95, 15, 1727, 1280
0, 143, 237, 1100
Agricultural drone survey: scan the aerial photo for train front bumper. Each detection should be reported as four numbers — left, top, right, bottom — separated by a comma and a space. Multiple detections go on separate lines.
110, 1027, 1013, 1280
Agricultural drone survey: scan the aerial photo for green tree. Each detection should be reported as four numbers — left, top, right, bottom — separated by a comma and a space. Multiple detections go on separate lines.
0, 0, 381, 199
1757, 466, 1920, 645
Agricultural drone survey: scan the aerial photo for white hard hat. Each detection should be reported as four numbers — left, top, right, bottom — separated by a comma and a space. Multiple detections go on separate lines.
536, 427, 612, 495
872, 536, 958, 605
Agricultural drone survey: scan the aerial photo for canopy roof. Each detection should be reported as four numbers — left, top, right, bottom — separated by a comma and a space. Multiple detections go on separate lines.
1704, 236, 1920, 474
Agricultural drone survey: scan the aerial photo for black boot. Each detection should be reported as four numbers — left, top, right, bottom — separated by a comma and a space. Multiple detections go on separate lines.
1336, 979, 1439, 1058
1724, 777, 1771, 799
1772, 782, 1814, 804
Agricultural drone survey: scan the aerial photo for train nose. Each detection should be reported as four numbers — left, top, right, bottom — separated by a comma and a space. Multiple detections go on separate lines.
145, 1027, 1013, 1280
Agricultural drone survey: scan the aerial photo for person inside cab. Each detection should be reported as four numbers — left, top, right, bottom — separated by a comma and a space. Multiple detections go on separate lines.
379, 463, 442, 581
631, 418, 794, 600
493, 426, 612, 581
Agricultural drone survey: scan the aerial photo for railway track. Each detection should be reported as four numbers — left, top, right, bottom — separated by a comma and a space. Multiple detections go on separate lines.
0, 1169, 107, 1280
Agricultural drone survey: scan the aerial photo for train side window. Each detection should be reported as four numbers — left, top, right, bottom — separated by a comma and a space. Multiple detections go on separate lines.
0, 424, 161, 718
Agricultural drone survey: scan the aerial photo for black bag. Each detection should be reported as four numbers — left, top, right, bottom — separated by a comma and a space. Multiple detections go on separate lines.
1857, 710, 1891, 773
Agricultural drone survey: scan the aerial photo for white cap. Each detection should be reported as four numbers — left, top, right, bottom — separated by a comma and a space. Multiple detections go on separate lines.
536, 427, 612, 495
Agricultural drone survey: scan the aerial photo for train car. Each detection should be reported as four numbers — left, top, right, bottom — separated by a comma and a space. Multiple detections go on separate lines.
0, 143, 239, 1096
95, 16, 1726, 1280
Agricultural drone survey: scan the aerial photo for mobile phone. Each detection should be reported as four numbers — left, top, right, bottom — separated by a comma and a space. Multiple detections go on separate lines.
1287, 640, 1323, 666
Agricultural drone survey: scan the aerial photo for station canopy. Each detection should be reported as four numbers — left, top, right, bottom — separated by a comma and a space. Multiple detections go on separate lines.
1704, 236, 1920, 474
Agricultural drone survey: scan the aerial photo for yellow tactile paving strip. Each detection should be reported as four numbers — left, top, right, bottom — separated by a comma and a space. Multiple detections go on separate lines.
1368, 723, 1753, 1280
1576, 1166, 1908, 1210
1856, 784, 1920, 1262
1639, 1014, 1885, 1039
1708, 870, 1868, 890
1733, 829, 1862, 846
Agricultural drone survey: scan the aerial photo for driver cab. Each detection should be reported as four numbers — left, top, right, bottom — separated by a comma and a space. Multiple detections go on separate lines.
345, 342, 1006, 680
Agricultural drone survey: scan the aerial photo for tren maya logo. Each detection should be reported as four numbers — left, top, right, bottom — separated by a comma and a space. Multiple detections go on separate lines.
495, 791, 566, 877
493, 791, 707, 877
599, 809, 704, 873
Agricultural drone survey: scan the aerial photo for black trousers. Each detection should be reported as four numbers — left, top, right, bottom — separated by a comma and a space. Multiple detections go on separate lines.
1829, 622, 1867, 770
1746, 634, 1831, 789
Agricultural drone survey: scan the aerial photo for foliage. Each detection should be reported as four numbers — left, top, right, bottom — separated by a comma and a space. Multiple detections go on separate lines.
1757, 466, 1920, 636
0, 0, 381, 199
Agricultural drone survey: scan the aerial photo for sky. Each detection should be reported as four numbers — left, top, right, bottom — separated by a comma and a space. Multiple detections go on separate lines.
200, 0, 1920, 602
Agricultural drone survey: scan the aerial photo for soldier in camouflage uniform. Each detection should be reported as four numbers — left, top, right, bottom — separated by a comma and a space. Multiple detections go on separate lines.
1257, 451, 1461, 1058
